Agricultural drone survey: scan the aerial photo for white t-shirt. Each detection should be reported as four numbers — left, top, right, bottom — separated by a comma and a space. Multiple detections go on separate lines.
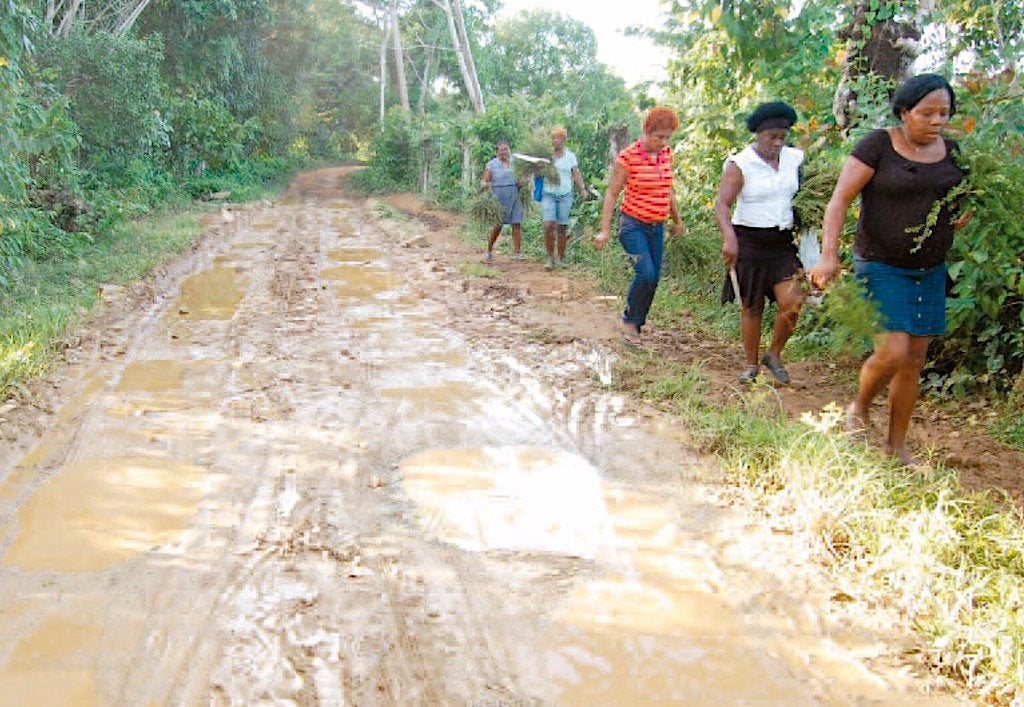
725, 144, 804, 229
545, 150, 578, 196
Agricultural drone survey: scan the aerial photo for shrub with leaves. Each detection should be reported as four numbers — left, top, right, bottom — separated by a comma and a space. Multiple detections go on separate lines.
932, 131, 1024, 394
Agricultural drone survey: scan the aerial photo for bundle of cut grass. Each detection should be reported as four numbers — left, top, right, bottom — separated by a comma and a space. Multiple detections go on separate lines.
793, 155, 842, 229
513, 154, 557, 182
512, 130, 559, 182
517, 181, 535, 215
469, 191, 503, 225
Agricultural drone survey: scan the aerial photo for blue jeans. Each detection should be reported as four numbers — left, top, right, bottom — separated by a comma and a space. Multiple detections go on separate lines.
618, 213, 665, 329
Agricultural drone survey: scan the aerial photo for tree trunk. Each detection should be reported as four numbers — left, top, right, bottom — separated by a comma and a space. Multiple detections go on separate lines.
417, 48, 435, 114
451, 0, 484, 112
388, 0, 411, 113
461, 141, 473, 190
832, 1, 922, 130
608, 125, 629, 165
49, 0, 153, 37
379, 21, 392, 123
434, 0, 484, 113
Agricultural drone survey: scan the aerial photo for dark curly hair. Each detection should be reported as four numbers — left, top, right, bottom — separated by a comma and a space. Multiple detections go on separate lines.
643, 106, 680, 133
746, 101, 798, 132
891, 73, 956, 118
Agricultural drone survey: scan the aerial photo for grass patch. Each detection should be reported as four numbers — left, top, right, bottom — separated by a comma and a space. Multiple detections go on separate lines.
0, 208, 205, 397
613, 353, 1024, 703
992, 408, 1024, 451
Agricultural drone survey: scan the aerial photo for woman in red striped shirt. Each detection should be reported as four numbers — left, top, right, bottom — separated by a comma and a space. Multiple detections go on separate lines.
596, 106, 685, 347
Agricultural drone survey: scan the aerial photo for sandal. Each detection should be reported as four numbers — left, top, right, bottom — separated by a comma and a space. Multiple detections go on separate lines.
738, 365, 759, 384
760, 353, 790, 384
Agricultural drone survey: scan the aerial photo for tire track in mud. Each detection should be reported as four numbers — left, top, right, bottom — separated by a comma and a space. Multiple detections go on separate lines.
190, 193, 544, 705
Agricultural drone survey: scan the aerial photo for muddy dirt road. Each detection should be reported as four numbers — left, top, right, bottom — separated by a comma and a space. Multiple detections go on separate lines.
0, 168, 969, 704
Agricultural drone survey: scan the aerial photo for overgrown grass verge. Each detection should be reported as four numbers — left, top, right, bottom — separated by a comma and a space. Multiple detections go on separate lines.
614, 351, 1024, 703
0, 209, 204, 398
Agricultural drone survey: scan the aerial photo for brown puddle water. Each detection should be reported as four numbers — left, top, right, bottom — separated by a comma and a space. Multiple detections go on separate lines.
399, 447, 859, 704
322, 265, 396, 299
0, 372, 106, 500
3, 455, 205, 572
0, 612, 101, 706
327, 247, 383, 263
115, 360, 185, 392
175, 267, 246, 320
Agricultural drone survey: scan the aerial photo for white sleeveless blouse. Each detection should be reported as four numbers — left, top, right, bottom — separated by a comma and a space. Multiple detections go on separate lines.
725, 144, 804, 230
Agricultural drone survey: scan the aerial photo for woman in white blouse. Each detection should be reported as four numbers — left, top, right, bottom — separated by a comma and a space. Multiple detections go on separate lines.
715, 101, 806, 384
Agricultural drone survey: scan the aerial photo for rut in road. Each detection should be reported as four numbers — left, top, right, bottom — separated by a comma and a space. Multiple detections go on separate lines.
0, 168, 964, 705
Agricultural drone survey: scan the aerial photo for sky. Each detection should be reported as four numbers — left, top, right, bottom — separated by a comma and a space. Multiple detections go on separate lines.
494, 0, 672, 87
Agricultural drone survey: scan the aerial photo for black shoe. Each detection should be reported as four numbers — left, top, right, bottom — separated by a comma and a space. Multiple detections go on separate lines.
738, 365, 759, 384
760, 353, 790, 384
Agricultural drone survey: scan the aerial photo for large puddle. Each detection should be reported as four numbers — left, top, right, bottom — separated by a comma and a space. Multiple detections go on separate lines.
175, 267, 246, 320
322, 264, 396, 299
3, 455, 205, 572
400, 446, 852, 703
0, 611, 101, 706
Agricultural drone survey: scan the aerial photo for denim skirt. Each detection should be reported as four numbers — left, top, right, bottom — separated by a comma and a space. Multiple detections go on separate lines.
854, 256, 946, 336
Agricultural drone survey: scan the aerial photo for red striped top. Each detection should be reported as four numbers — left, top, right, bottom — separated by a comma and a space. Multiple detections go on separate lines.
617, 139, 674, 223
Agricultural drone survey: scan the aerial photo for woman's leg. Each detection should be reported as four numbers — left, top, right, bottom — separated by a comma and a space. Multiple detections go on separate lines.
740, 299, 765, 366
556, 225, 568, 262
851, 331, 911, 428
886, 335, 931, 464
511, 224, 522, 255
487, 223, 502, 253
766, 278, 804, 362
619, 221, 662, 331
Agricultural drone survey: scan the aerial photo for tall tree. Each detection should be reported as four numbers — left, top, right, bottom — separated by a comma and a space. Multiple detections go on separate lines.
43, 0, 154, 37
433, 0, 483, 112
389, 0, 411, 112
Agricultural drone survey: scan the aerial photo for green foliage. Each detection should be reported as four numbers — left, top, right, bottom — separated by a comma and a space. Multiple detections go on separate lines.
301, 0, 379, 157
808, 274, 884, 358
481, 10, 600, 104
349, 109, 421, 194
0, 209, 201, 395
36, 31, 169, 170
164, 93, 252, 174
933, 133, 1024, 394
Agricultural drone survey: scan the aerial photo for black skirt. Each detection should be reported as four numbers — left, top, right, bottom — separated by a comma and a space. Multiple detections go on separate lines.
721, 225, 802, 309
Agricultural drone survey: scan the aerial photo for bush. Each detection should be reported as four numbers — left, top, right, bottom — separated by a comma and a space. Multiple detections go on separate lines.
164, 93, 251, 175
36, 30, 169, 172
932, 131, 1024, 395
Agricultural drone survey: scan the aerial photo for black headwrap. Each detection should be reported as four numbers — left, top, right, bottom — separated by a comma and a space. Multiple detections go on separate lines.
746, 101, 798, 133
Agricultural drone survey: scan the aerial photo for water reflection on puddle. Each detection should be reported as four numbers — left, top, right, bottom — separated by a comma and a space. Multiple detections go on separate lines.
175, 267, 246, 320
400, 446, 808, 703
0, 612, 101, 705
401, 447, 615, 558
380, 382, 485, 416
3, 455, 205, 572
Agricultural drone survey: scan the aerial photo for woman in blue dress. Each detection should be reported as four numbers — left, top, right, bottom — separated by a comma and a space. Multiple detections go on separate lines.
481, 139, 524, 261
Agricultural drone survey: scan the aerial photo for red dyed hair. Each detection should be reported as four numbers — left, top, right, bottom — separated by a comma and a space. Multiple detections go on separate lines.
643, 106, 680, 133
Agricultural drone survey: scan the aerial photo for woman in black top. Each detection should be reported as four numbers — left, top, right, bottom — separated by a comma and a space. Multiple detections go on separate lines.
811, 74, 967, 466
